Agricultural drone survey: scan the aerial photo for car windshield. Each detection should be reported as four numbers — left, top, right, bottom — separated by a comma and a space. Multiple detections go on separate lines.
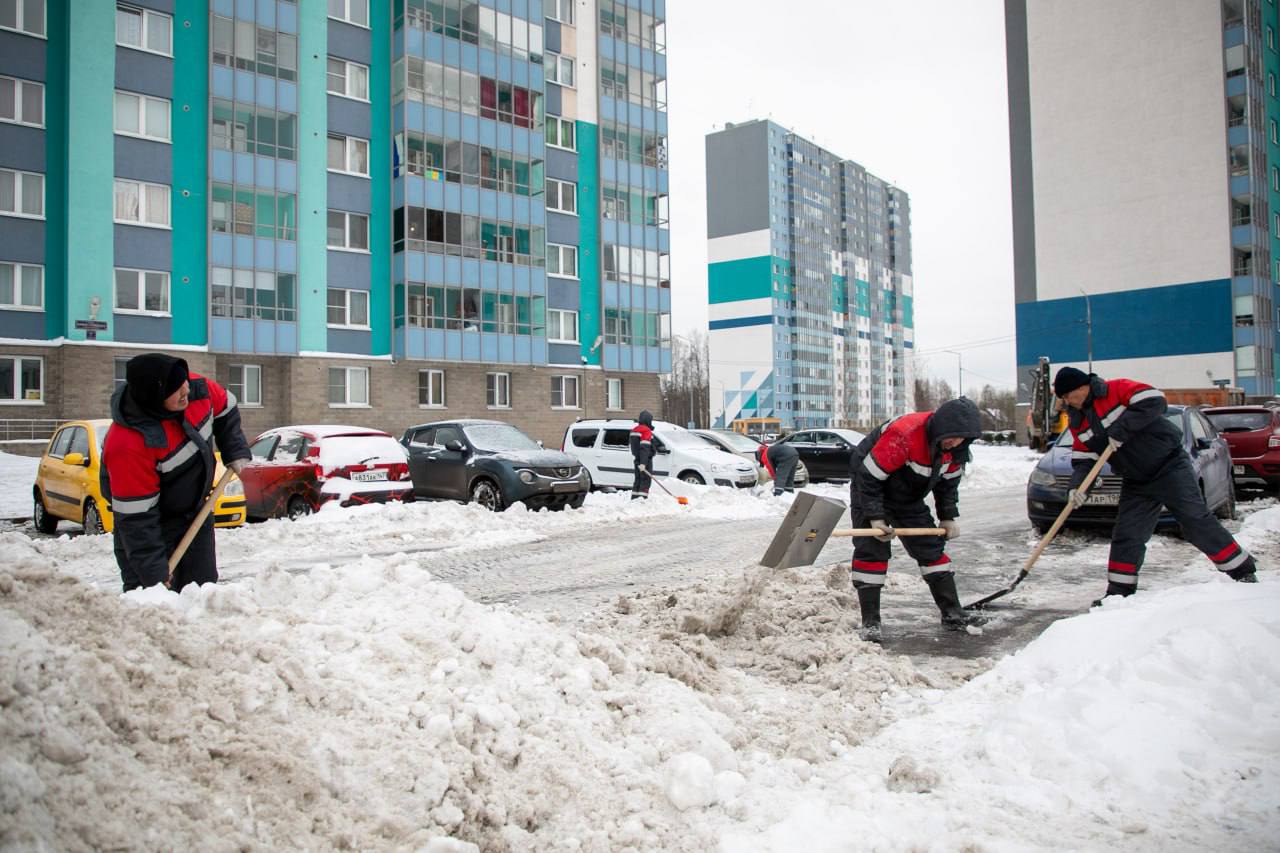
318, 435, 405, 468
465, 423, 541, 452
656, 429, 711, 449
708, 431, 762, 452
1206, 411, 1271, 432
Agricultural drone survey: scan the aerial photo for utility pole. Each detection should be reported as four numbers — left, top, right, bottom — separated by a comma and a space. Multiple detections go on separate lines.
1079, 288, 1093, 373
942, 349, 963, 398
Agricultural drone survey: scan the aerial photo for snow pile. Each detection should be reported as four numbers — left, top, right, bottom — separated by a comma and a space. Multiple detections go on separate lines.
0, 452, 39, 519
961, 443, 1041, 491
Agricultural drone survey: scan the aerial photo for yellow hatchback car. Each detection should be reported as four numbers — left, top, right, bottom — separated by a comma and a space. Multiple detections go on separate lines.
32, 418, 246, 534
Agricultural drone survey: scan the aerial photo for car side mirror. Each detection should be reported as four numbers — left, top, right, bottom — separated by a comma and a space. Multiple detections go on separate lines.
63, 452, 87, 467
445, 439, 465, 452
1194, 437, 1213, 451
655, 445, 670, 454
537, 440, 544, 449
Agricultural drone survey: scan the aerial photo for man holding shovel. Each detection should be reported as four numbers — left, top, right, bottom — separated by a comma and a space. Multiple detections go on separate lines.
629, 409, 655, 500
1054, 367, 1257, 603
849, 397, 983, 641
101, 354, 252, 592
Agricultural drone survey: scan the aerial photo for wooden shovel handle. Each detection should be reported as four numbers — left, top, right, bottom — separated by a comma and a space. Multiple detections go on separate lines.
814, 527, 947, 539
167, 467, 236, 584
1020, 442, 1115, 575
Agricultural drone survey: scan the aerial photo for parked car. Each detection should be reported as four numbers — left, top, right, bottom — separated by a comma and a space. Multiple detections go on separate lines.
32, 418, 247, 534
563, 419, 758, 489
771, 428, 868, 482
689, 428, 810, 487
1203, 405, 1280, 494
239, 426, 411, 520
400, 419, 588, 511
1025, 405, 1234, 533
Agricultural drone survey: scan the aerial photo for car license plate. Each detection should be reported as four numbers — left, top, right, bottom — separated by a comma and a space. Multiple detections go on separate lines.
351, 470, 388, 482
552, 482, 580, 493
1086, 493, 1119, 506
1233, 465, 1245, 475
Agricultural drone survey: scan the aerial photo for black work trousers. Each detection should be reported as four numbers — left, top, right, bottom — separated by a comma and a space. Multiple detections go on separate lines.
850, 500, 950, 587
771, 456, 798, 495
116, 514, 217, 593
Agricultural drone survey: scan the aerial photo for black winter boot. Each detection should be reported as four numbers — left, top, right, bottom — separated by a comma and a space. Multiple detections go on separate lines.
1091, 580, 1136, 608
924, 572, 970, 631
853, 582, 882, 643
1228, 567, 1258, 583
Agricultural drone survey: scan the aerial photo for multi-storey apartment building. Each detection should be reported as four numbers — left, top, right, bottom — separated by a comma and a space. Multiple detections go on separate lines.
0, 0, 669, 445
705, 119, 913, 431
1008, 0, 1279, 398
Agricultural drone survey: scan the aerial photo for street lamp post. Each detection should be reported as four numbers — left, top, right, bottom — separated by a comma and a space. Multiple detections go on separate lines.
1079, 287, 1093, 373
941, 349, 963, 398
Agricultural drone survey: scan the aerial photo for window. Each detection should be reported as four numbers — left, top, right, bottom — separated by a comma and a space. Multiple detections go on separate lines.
606, 378, 623, 411
211, 268, 298, 321
0, 355, 42, 403
0, 262, 43, 310
211, 17, 296, 80
486, 372, 511, 408
602, 428, 630, 447
326, 287, 370, 327
546, 116, 575, 150
327, 134, 369, 176
212, 102, 297, 159
327, 210, 369, 250
0, 0, 44, 37
229, 364, 262, 407
551, 375, 579, 409
327, 57, 369, 100
113, 268, 170, 315
546, 308, 578, 343
211, 185, 297, 239
1273, 120, 1278, 145
545, 52, 575, 87
571, 428, 598, 448
328, 366, 369, 406
547, 0, 573, 24
0, 168, 43, 219
0, 76, 43, 126
545, 178, 577, 214
418, 369, 445, 407
113, 179, 169, 227
114, 90, 170, 142
116, 4, 171, 55
328, 0, 368, 27
547, 243, 578, 278
114, 357, 129, 390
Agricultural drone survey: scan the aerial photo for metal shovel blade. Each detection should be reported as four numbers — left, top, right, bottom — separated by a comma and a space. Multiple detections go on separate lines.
759, 492, 847, 569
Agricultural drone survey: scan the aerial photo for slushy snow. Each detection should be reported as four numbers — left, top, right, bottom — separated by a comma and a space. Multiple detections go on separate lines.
0, 445, 1276, 850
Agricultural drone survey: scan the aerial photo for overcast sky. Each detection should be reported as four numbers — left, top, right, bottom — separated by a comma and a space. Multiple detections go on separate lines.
662, 0, 1018, 392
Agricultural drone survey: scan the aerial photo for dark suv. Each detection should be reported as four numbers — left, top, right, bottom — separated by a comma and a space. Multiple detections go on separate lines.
1203, 405, 1280, 494
400, 419, 589, 511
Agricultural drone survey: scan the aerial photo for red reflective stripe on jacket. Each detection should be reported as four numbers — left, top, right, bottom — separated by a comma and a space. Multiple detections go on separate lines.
760, 445, 776, 477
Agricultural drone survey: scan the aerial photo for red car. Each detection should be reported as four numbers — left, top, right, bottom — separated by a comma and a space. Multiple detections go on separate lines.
1203, 405, 1280, 495
240, 425, 412, 520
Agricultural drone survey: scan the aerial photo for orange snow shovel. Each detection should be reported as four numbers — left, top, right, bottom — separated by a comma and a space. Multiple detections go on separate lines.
166, 467, 236, 586
966, 442, 1115, 609
645, 468, 689, 505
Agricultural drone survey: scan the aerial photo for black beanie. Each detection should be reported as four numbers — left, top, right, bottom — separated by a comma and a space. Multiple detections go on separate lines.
126, 353, 189, 412
1053, 366, 1090, 398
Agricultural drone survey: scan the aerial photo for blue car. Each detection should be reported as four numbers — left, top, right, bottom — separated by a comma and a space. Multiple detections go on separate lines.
1025, 405, 1235, 533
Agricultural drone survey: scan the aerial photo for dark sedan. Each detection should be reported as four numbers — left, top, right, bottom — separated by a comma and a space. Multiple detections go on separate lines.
400, 419, 590, 511
1025, 405, 1234, 533
773, 428, 867, 482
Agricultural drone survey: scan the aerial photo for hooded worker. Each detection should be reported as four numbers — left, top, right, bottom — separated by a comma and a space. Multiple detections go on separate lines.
756, 439, 800, 496
100, 353, 251, 592
629, 409, 655, 500
848, 397, 983, 641
1054, 366, 1257, 603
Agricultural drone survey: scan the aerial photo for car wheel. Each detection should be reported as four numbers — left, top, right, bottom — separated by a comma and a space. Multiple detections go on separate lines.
33, 491, 58, 534
470, 479, 505, 511
583, 470, 594, 492
1034, 521, 1052, 536
82, 499, 105, 535
567, 494, 586, 510
679, 471, 705, 485
287, 496, 312, 521
1215, 484, 1237, 521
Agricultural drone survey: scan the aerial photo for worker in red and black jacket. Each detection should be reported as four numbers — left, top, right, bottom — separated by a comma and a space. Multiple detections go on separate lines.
101, 354, 252, 592
629, 409, 655, 500
849, 397, 982, 641
756, 440, 799, 496
1055, 367, 1257, 602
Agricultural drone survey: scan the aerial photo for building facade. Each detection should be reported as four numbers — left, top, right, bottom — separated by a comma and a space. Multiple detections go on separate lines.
705, 119, 913, 431
0, 0, 669, 447
1007, 0, 1280, 398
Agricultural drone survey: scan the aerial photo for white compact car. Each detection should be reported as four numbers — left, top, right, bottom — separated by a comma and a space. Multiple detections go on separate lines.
562, 419, 759, 490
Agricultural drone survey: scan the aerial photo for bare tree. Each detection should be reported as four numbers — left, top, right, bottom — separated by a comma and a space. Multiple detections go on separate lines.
660, 330, 711, 428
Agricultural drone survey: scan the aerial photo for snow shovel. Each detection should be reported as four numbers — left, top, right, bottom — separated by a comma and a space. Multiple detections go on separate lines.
966, 443, 1115, 610
759, 492, 945, 570
166, 467, 236, 586
645, 467, 689, 505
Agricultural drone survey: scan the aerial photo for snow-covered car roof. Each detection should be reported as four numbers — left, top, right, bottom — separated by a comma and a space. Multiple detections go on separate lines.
258, 424, 393, 439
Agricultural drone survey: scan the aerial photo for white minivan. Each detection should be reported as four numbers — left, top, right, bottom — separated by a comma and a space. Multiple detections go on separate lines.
562, 418, 759, 490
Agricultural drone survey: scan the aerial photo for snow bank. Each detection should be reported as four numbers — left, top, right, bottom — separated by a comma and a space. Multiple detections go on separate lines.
0, 452, 39, 519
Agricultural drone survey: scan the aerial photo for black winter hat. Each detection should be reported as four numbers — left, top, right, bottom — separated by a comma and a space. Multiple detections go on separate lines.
638, 409, 654, 427
1053, 366, 1091, 398
126, 353, 189, 413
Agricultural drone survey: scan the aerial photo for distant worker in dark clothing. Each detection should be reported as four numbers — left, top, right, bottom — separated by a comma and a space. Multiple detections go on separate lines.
757, 440, 800, 496
630, 409, 655, 500
101, 354, 252, 592
1054, 367, 1257, 603
849, 398, 983, 641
